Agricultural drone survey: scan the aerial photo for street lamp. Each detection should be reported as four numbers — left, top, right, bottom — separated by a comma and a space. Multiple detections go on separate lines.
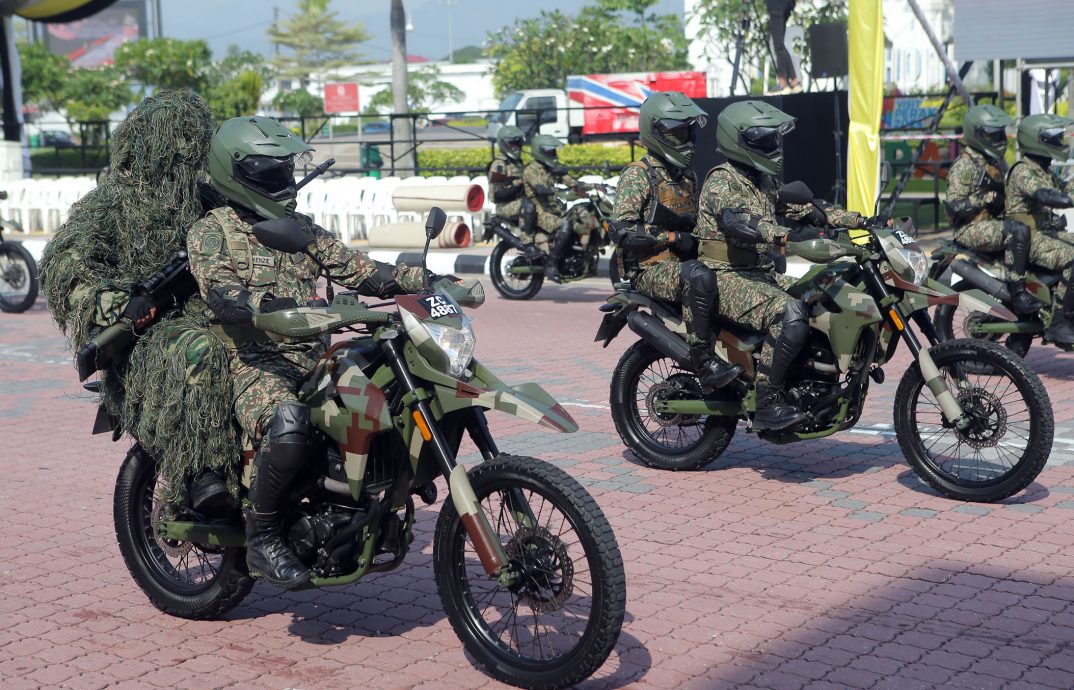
441, 0, 457, 62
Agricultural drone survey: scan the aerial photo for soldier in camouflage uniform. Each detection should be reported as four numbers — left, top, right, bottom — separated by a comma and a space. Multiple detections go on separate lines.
693, 101, 809, 431
947, 105, 1046, 317
523, 134, 583, 282
1006, 113, 1074, 343
612, 92, 741, 391
488, 126, 532, 229
187, 116, 454, 589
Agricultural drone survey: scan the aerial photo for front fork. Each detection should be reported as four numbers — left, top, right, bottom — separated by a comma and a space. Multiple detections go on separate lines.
381, 335, 526, 584
863, 263, 970, 429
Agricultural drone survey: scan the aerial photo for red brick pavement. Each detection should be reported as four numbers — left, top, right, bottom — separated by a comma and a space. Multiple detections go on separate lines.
3, 280, 1074, 689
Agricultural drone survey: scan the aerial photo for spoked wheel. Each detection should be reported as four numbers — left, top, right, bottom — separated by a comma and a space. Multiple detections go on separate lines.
114, 445, 252, 619
610, 340, 737, 470
434, 455, 624, 689
933, 286, 1035, 364
491, 241, 544, 300
0, 241, 38, 313
894, 339, 1053, 502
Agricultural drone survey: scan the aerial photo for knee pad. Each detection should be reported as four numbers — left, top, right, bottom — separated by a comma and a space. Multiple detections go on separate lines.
269, 401, 313, 445
1003, 219, 1031, 244
520, 200, 536, 233
682, 260, 716, 294
781, 300, 809, 344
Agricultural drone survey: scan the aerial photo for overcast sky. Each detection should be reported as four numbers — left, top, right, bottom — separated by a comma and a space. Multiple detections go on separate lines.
164, 0, 683, 62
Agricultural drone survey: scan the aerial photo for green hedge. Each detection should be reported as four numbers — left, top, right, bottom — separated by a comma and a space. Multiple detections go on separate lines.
30, 146, 108, 174
417, 143, 643, 177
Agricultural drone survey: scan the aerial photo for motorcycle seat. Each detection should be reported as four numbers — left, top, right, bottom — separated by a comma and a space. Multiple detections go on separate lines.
952, 242, 1003, 262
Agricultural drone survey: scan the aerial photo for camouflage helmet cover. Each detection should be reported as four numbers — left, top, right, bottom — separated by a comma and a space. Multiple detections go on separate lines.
963, 104, 1013, 161
1017, 113, 1074, 162
638, 91, 708, 169
496, 125, 525, 162
207, 115, 313, 219
715, 100, 796, 177
530, 133, 563, 168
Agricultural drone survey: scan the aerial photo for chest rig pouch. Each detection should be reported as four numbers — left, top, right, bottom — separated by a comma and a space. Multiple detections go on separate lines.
210, 207, 279, 287
634, 159, 697, 267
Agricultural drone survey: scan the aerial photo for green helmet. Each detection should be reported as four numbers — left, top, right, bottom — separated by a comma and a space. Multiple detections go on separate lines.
530, 134, 562, 168
207, 115, 314, 219
715, 100, 796, 177
1017, 113, 1074, 162
963, 104, 1013, 161
638, 91, 707, 169
496, 125, 524, 162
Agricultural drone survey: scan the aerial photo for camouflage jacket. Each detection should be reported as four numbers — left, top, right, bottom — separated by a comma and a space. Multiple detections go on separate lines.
612, 154, 697, 253
523, 161, 577, 216
187, 206, 425, 360
488, 156, 524, 205
947, 147, 1006, 224
1006, 156, 1074, 229
780, 199, 866, 230
694, 162, 786, 269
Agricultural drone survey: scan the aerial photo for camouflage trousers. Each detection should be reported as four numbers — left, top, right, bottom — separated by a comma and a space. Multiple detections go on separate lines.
230, 352, 310, 444
535, 207, 588, 237
954, 220, 1016, 275
956, 220, 1074, 301
711, 268, 797, 383
634, 259, 692, 326
494, 198, 523, 221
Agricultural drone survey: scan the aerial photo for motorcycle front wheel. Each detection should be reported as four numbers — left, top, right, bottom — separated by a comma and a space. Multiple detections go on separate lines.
610, 340, 737, 470
490, 241, 544, 300
434, 455, 625, 690
114, 445, 252, 619
0, 241, 38, 313
894, 338, 1053, 502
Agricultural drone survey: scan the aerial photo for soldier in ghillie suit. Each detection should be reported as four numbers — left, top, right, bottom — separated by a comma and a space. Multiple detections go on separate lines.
39, 89, 235, 509
612, 92, 741, 391
947, 105, 1046, 317
1006, 113, 1074, 343
488, 126, 533, 233
187, 116, 455, 589
523, 134, 582, 282
693, 100, 809, 432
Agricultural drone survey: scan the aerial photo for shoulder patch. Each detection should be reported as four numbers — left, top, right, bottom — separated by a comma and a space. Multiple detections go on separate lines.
202, 233, 222, 254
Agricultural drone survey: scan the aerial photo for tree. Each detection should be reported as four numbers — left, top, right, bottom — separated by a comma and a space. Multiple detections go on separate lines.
486, 3, 689, 97
18, 43, 68, 113
447, 45, 484, 63
273, 89, 324, 117
206, 47, 270, 119
58, 66, 133, 140
268, 0, 371, 81
691, 0, 848, 91
113, 38, 212, 94
366, 64, 465, 113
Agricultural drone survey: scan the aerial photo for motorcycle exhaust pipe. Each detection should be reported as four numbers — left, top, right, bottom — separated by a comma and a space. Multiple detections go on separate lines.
950, 259, 1011, 302
489, 224, 531, 253
626, 311, 692, 368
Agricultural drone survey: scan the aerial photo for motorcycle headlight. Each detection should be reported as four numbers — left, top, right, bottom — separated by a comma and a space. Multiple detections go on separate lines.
894, 246, 928, 285
413, 316, 476, 378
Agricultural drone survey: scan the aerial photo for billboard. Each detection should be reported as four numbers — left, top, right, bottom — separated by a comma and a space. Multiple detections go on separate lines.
566, 71, 708, 135
43, 0, 146, 68
954, 0, 1074, 61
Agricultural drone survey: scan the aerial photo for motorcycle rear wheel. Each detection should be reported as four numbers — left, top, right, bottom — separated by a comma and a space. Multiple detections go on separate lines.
610, 340, 737, 470
894, 338, 1053, 502
0, 241, 38, 313
434, 455, 625, 689
933, 285, 1033, 361
491, 241, 543, 300
114, 445, 252, 619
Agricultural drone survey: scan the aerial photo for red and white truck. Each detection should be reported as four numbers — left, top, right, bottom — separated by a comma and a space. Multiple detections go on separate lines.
488, 71, 708, 142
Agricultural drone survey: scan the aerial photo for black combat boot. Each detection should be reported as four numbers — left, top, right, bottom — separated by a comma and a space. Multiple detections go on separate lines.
681, 260, 742, 392
753, 301, 810, 432
1004, 220, 1046, 315
1046, 280, 1074, 344
245, 403, 313, 589
543, 223, 574, 284
189, 469, 231, 516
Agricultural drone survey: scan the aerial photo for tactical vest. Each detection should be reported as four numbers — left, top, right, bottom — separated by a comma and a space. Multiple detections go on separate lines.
629, 158, 697, 267
696, 164, 771, 268
209, 207, 279, 287
1006, 161, 1058, 233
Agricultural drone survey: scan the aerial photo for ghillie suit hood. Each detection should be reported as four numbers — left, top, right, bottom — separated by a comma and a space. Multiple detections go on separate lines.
40, 89, 237, 499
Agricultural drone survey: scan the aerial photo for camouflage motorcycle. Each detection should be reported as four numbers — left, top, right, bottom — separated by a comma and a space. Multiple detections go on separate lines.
105, 209, 625, 689
597, 220, 1054, 503
928, 236, 1073, 357
0, 191, 37, 313
487, 183, 619, 299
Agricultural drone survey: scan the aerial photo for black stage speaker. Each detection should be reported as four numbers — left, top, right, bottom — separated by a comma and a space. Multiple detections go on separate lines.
808, 21, 848, 78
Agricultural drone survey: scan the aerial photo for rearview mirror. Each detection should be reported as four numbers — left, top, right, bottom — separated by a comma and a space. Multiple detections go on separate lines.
778, 180, 814, 205
251, 218, 312, 254
425, 207, 447, 240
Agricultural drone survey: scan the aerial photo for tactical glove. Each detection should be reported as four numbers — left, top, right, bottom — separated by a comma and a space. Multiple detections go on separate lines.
669, 231, 698, 258
492, 186, 521, 202
533, 184, 555, 198
207, 285, 254, 325
121, 295, 154, 322
551, 165, 569, 177
719, 208, 766, 245
260, 296, 299, 313
1033, 188, 1074, 209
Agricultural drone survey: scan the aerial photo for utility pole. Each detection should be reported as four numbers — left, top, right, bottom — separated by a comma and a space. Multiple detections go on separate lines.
441, 0, 457, 63
272, 5, 279, 59
390, 0, 415, 176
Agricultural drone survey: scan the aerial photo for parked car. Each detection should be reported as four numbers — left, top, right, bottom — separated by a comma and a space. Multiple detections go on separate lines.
361, 121, 391, 135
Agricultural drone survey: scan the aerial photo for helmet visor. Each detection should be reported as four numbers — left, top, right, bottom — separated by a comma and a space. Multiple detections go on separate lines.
502, 135, 523, 155
740, 124, 791, 156
654, 118, 698, 147
1040, 125, 1074, 150
538, 144, 559, 162
235, 152, 310, 197
977, 124, 1008, 149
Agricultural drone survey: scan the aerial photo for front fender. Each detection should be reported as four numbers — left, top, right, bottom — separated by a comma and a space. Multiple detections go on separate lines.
433, 359, 577, 432
900, 278, 1016, 321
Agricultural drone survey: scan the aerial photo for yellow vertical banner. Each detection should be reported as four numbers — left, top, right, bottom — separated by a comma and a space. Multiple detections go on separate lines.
847, 0, 884, 216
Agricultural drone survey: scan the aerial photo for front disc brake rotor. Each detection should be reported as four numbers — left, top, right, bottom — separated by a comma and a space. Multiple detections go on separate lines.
505, 525, 573, 613
956, 388, 1007, 449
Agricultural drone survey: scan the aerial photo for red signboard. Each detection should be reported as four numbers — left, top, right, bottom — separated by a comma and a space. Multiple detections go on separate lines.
324, 82, 360, 114
566, 71, 708, 135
